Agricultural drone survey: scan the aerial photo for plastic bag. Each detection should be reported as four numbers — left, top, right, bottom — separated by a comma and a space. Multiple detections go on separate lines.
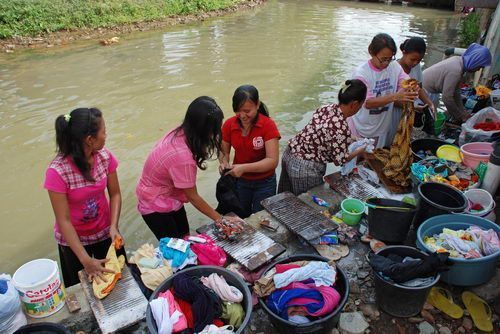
459, 107, 500, 145
0, 274, 27, 334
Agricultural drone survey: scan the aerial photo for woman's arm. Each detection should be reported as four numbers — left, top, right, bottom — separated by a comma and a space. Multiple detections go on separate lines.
48, 191, 114, 281
183, 186, 222, 221
107, 171, 123, 244
226, 138, 279, 177
365, 89, 418, 109
219, 140, 232, 174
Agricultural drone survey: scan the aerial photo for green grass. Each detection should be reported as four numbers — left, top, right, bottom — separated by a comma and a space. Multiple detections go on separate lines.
458, 12, 480, 48
0, 0, 244, 39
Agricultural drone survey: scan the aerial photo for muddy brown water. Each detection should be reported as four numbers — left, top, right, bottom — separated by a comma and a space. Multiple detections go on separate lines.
0, 0, 458, 274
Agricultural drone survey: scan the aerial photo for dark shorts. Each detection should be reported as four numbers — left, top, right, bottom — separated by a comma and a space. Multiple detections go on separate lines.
142, 206, 190, 240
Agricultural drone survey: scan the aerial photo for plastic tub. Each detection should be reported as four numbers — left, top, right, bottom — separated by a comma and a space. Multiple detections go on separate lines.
460, 142, 493, 169
436, 145, 462, 163
366, 198, 417, 243
341, 198, 365, 226
13, 322, 71, 334
464, 188, 494, 216
258, 254, 349, 334
373, 246, 440, 317
411, 138, 449, 162
12, 259, 66, 318
413, 182, 468, 229
146, 266, 252, 334
416, 214, 500, 286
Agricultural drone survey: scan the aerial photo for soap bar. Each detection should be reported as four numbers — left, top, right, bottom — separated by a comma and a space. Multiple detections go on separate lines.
138, 257, 162, 269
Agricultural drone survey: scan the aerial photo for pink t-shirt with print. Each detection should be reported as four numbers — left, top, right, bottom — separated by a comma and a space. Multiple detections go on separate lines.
44, 148, 118, 246
136, 129, 197, 215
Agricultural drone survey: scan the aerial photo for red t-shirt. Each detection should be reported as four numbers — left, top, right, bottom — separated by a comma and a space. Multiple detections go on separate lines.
222, 114, 281, 180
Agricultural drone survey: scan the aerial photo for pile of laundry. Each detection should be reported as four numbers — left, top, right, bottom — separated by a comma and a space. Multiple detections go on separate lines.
254, 261, 342, 324
129, 235, 226, 292
423, 226, 500, 259
369, 251, 449, 287
411, 158, 479, 190
150, 272, 246, 334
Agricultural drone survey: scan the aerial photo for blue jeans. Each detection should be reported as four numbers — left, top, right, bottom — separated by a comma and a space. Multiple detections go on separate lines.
236, 174, 276, 218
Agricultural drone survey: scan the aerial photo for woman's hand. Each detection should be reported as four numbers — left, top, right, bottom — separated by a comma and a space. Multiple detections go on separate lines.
394, 88, 418, 103
218, 161, 231, 175
82, 257, 114, 283
225, 164, 246, 178
109, 226, 124, 247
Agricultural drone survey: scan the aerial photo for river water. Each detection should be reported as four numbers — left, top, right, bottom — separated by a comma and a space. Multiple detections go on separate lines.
0, 0, 459, 273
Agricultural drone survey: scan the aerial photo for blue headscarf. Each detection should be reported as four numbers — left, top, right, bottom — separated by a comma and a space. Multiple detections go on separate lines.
462, 43, 492, 71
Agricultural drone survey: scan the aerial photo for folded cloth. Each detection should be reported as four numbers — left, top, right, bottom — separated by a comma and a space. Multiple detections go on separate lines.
159, 238, 194, 267
198, 324, 235, 333
150, 297, 182, 334
93, 238, 125, 299
173, 273, 222, 333
369, 252, 449, 283
172, 292, 194, 329
158, 291, 187, 333
187, 234, 227, 266
267, 282, 341, 319
253, 261, 311, 298
129, 243, 173, 291
289, 315, 311, 324
221, 301, 245, 329
273, 261, 336, 288
201, 273, 243, 303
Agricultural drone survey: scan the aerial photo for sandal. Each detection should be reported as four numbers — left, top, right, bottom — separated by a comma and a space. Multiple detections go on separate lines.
462, 291, 493, 332
426, 287, 464, 319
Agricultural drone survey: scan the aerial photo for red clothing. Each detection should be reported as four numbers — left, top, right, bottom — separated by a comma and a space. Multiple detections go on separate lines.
222, 114, 280, 180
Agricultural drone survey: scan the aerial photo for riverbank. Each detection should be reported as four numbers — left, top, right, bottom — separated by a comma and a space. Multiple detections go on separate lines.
0, 0, 266, 52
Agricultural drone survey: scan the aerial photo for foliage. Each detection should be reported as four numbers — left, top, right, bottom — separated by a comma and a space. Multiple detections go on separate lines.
0, 0, 242, 39
458, 12, 480, 48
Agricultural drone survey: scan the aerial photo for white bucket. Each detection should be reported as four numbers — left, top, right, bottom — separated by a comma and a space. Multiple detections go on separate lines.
464, 188, 495, 218
12, 259, 66, 318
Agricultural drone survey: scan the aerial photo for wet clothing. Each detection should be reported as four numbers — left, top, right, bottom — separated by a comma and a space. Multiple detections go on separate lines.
352, 60, 408, 148
44, 148, 118, 246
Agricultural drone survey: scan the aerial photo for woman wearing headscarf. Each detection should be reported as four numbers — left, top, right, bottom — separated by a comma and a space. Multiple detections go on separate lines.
423, 43, 492, 123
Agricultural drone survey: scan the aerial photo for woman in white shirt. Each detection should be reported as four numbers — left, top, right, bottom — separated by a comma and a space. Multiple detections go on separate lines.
349, 33, 417, 148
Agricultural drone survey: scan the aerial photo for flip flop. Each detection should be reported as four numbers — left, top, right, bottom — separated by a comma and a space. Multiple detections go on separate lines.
462, 291, 493, 332
426, 287, 463, 319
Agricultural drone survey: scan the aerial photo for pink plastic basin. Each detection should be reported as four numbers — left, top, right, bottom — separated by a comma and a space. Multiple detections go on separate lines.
460, 142, 493, 168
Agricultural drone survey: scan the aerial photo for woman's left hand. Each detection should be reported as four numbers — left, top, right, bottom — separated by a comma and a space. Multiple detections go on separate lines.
225, 164, 246, 178
109, 226, 124, 247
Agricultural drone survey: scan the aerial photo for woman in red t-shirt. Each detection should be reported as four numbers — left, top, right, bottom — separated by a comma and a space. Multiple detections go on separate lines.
219, 85, 280, 217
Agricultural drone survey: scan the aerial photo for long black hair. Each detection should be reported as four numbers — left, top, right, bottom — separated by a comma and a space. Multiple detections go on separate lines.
232, 85, 269, 118
400, 37, 426, 55
338, 79, 367, 104
55, 108, 102, 181
176, 96, 223, 170
369, 33, 397, 55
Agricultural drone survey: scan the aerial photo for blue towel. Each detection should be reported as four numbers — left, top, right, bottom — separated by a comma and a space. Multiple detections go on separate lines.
267, 288, 324, 319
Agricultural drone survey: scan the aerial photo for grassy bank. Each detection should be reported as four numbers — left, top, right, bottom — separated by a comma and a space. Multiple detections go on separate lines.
0, 0, 245, 39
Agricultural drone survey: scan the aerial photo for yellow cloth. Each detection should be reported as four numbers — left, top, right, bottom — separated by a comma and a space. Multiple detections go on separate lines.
129, 243, 173, 291
92, 243, 125, 299
373, 79, 417, 187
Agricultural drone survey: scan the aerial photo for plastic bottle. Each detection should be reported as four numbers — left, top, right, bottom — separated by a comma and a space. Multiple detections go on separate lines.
481, 141, 500, 196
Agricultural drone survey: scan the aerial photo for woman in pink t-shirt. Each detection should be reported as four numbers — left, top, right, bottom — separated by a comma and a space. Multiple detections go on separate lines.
136, 96, 243, 240
44, 108, 125, 287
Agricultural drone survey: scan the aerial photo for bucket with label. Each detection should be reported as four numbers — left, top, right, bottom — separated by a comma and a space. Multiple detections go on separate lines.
12, 259, 66, 318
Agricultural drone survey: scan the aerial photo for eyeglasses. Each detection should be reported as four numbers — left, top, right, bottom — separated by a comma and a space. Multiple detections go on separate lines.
375, 55, 396, 64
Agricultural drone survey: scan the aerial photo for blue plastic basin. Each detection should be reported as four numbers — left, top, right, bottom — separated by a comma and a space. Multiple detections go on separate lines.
416, 214, 500, 286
